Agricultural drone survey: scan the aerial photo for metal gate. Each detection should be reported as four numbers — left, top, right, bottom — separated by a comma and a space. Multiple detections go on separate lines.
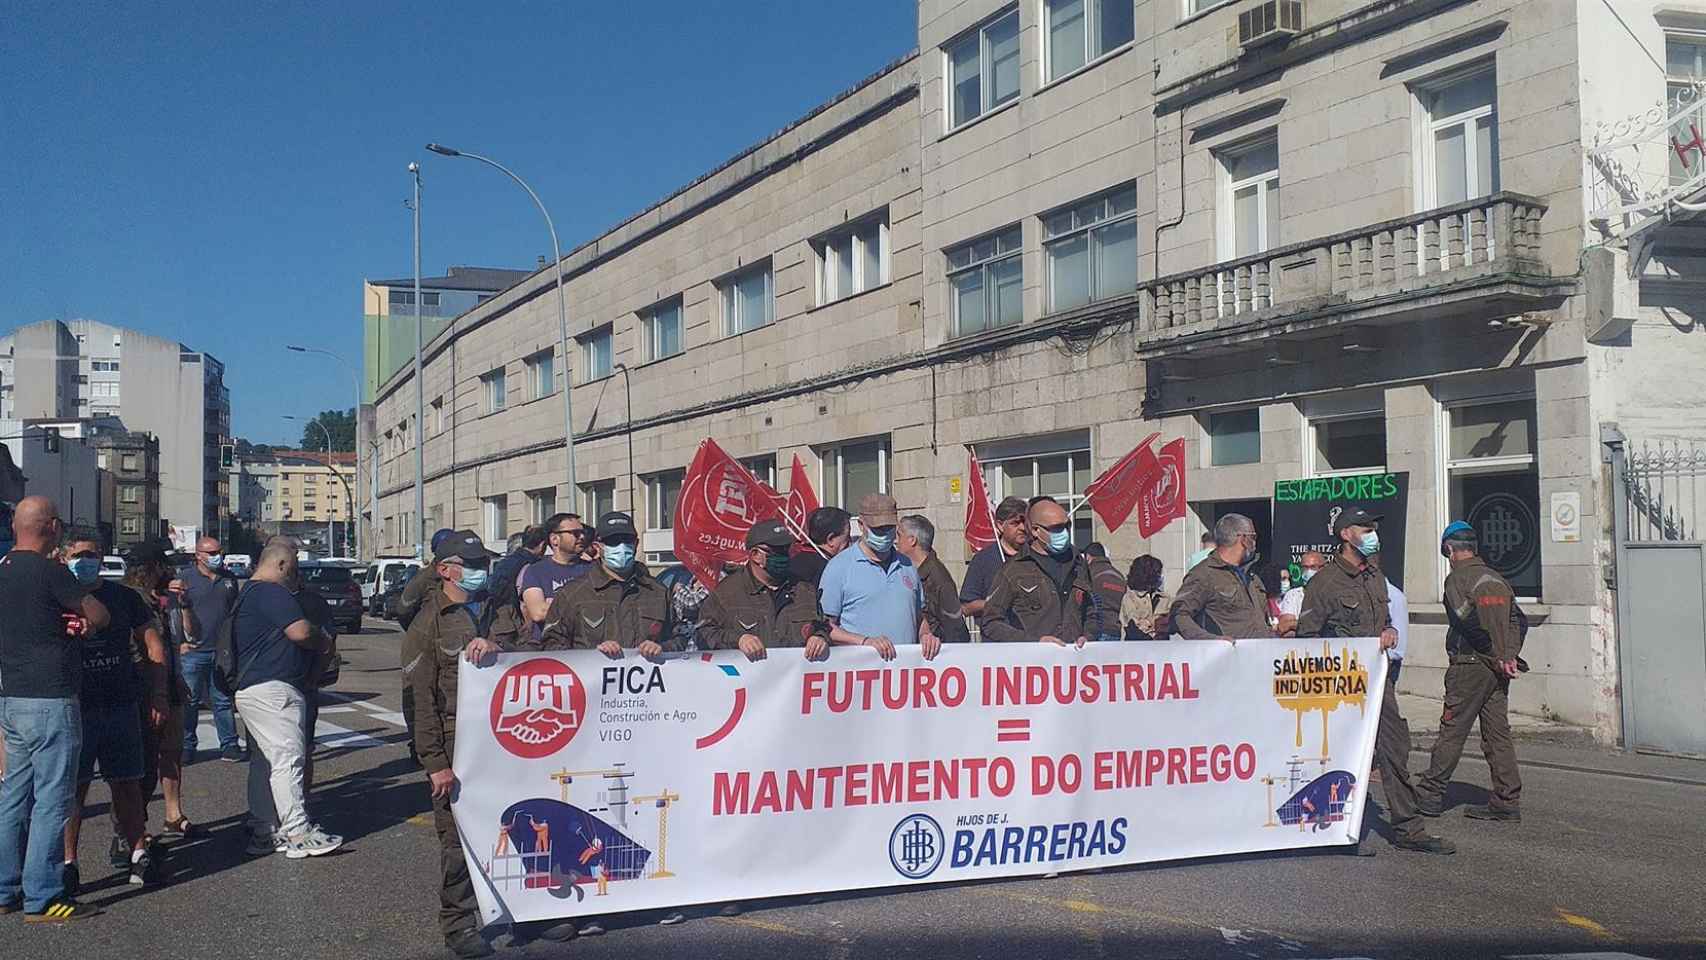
1608, 431, 1706, 757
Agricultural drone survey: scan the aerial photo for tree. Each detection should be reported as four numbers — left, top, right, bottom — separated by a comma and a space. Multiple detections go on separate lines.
299, 409, 356, 453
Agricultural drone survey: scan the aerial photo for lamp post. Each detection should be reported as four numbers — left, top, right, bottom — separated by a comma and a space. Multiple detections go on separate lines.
613, 362, 635, 511
286, 344, 363, 559
408, 161, 426, 561
284, 416, 353, 557
425, 142, 576, 495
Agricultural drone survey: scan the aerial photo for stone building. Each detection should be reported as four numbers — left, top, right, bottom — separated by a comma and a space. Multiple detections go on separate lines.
370, 0, 1706, 748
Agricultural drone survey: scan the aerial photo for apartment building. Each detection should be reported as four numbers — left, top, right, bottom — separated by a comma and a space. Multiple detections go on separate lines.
370, 0, 1706, 750
230, 449, 357, 552
94, 430, 163, 550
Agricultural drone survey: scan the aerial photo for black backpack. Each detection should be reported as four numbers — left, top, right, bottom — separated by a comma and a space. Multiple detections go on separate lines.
212, 582, 258, 696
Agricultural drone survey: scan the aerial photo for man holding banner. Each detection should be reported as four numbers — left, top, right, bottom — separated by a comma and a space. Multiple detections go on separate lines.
1297, 507, 1454, 856
535, 513, 678, 658
700, 519, 830, 662
978, 497, 1100, 646
1168, 515, 1280, 642
820, 494, 939, 661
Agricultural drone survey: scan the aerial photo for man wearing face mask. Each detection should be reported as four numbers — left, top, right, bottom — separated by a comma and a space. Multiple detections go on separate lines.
819, 495, 939, 661
175, 536, 242, 763
1278, 550, 1326, 624
1297, 506, 1454, 855
534, 512, 677, 662
1168, 514, 1285, 642
979, 497, 1101, 646
700, 519, 831, 661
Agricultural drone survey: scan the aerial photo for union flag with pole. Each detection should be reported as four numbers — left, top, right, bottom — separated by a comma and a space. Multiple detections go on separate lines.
1083, 433, 1188, 537
673, 439, 790, 587
964, 447, 997, 551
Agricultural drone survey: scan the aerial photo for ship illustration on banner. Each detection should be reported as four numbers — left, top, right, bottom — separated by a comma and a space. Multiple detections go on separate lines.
1259, 640, 1372, 831
486, 763, 681, 899
1260, 754, 1357, 831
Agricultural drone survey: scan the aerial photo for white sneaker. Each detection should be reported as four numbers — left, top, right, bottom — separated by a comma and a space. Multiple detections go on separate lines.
282, 826, 343, 859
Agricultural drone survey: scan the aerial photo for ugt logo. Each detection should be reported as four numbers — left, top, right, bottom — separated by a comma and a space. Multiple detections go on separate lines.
489, 659, 587, 759
888, 814, 945, 879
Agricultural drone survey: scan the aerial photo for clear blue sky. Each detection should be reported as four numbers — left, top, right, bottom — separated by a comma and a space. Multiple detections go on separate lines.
0, 1, 915, 446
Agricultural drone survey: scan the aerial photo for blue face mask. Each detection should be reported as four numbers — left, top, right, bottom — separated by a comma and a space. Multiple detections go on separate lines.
203, 554, 225, 570
456, 568, 489, 594
69, 558, 102, 584
864, 528, 895, 554
1046, 528, 1073, 556
602, 542, 637, 574
1357, 530, 1381, 557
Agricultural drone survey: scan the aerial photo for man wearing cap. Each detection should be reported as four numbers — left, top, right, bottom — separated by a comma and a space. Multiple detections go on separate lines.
1297, 506, 1454, 855
700, 519, 830, 661
535, 513, 677, 658
1168, 514, 1283, 642
819, 494, 939, 661
1416, 521, 1523, 823
396, 528, 459, 630
403, 529, 528, 957
979, 497, 1102, 646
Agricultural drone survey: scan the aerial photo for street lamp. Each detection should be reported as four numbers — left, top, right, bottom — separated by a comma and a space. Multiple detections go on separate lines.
408, 161, 425, 562
283, 415, 355, 557
613, 362, 635, 511
426, 142, 576, 494
286, 344, 363, 559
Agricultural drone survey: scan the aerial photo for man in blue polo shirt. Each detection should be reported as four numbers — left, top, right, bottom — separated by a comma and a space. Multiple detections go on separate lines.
819, 494, 940, 661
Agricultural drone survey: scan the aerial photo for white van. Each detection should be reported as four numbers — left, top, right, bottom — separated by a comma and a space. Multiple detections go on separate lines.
365, 557, 421, 614
99, 556, 127, 581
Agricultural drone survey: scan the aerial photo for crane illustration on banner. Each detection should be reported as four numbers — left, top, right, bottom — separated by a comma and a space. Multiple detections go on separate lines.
1083, 433, 1189, 537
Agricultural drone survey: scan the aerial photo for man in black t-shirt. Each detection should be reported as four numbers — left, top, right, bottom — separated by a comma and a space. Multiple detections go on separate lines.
60, 533, 167, 888
0, 496, 109, 922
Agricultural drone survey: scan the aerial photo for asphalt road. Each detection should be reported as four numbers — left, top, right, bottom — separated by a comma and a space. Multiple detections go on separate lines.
16, 618, 1705, 960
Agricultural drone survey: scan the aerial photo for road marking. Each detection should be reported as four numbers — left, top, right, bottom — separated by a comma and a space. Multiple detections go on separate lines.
714, 916, 815, 937
1508, 954, 1661, 959
199, 717, 389, 751
318, 705, 360, 715
1552, 909, 1620, 941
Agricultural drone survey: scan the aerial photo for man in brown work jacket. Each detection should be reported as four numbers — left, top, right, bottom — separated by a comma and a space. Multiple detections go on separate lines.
700, 519, 830, 660
978, 497, 1101, 645
1168, 513, 1284, 641
533, 512, 678, 657
1297, 506, 1454, 856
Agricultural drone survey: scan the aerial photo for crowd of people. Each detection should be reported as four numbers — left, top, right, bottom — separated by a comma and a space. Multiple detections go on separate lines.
398, 491, 1526, 957
0, 487, 1526, 951
0, 495, 345, 923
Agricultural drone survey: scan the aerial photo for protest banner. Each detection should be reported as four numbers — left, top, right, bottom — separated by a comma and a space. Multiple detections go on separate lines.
1272, 472, 1410, 590
453, 640, 1386, 926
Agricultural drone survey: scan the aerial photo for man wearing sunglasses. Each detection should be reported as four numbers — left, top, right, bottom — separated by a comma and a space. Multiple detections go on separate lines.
520, 514, 594, 644
979, 497, 1103, 646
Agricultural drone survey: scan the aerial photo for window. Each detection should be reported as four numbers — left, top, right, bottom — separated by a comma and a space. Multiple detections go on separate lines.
1419, 67, 1498, 208
948, 225, 1023, 336
120, 517, 139, 535
1668, 37, 1706, 185
580, 480, 615, 522
1209, 409, 1261, 466
97, 452, 109, 469
719, 263, 773, 335
526, 350, 555, 400
579, 328, 613, 382
121, 485, 140, 503
1220, 137, 1280, 258
1044, 0, 1133, 82
1446, 397, 1540, 598
481, 368, 506, 414
1044, 184, 1138, 312
741, 454, 777, 489
388, 290, 440, 308
1311, 415, 1387, 476
946, 7, 1020, 129
482, 496, 508, 545
819, 438, 890, 509
645, 470, 685, 531
431, 397, 445, 435
90, 360, 119, 372
1184, 0, 1231, 14
121, 453, 138, 472
528, 487, 557, 524
816, 213, 890, 305
978, 435, 1094, 546
642, 298, 684, 362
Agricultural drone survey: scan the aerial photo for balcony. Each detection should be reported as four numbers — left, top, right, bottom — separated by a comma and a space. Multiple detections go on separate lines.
1135, 193, 1571, 370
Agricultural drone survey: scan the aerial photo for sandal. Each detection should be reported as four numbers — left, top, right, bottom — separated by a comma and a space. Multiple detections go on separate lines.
161, 817, 204, 840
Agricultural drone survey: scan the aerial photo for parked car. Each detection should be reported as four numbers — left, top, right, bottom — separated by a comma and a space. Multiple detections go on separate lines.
98, 556, 127, 581
365, 557, 422, 614
224, 553, 252, 579
298, 561, 364, 634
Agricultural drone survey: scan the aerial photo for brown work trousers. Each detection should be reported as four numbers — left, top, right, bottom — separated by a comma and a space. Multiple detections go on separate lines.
1368, 672, 1428, 842
1418, 660, 1522, 810
433, 790, 479, 940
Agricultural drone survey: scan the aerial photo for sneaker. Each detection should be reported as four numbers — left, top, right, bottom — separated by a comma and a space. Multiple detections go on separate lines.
658, 911, 686, 926
718, 902, 743, 917
25, 899, 101, 923
62, 861, 80, 898
578, 920, 607, 936
108, 834, 129, 869
1464, 804, 1521, 822
533, 920, 578, 942
129, 848, 155, 886
245, 832, 285, 856
445, 930, 495, 959
220, 746, 245, 763
282, 826, 344, 859
1393, 834, 1457, 855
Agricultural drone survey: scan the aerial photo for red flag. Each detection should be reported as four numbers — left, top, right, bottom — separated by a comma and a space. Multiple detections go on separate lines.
964, 449, 997, 552
1083, 432, 1161, 531
1135, 438, 1188, 537
672, 439, 786, 587
784, 454, 820, 534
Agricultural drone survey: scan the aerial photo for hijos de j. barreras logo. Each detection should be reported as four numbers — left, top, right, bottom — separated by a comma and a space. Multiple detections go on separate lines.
490, 659, 588, 759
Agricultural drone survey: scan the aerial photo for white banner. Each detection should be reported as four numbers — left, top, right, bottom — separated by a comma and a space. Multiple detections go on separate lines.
452, 639, 1386, 926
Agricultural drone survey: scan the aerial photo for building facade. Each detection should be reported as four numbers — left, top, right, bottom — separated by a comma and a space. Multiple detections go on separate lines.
370, 0, 1706, 747
94, 430, 163, 550
230, 449, 357, 554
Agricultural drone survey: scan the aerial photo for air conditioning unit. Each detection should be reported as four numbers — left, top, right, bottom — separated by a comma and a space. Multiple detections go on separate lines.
1239, 0, 1304, 48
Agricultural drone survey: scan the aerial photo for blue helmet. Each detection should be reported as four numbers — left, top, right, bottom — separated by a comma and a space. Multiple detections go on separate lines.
1440, 520, 1474, 544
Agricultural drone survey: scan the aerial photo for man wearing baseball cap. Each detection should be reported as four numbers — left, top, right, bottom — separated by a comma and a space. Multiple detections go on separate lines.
700, 518, 829, 661
1298, 506, 1454, 855
395, 528, 460, 630
818, 494, 939, 661
533, 512, 677, 661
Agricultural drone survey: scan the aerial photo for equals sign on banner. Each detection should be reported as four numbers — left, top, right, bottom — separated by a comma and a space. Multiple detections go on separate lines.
996, 718, 1031, 743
